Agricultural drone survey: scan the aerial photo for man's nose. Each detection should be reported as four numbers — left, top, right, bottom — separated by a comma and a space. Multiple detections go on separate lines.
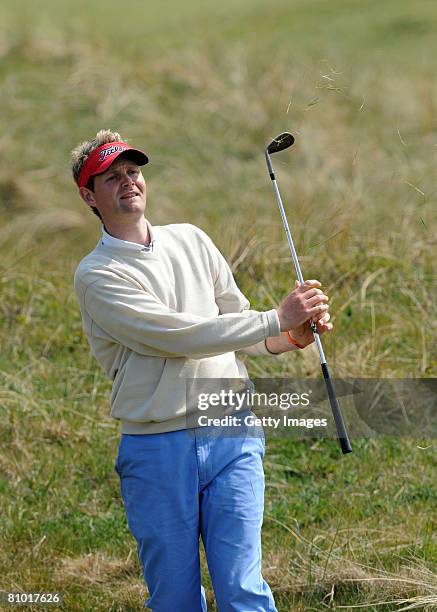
121, 172, 135, 186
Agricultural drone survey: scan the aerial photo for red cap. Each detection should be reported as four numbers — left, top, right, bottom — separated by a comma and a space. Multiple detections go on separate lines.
77, 141, 149, 189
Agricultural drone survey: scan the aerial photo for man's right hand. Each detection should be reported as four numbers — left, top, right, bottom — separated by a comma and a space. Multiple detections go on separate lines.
276, 280, 329, 331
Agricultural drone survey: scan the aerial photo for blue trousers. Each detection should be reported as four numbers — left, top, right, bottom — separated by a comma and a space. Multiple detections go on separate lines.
115, 412, 277, 611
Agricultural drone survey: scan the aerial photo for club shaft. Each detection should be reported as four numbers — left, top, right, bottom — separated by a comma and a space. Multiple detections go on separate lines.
266, 153, 352, 454
271, 178, 327, 363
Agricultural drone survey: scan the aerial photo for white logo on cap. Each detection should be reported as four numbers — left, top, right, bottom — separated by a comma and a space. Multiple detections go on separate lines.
99, 145, 128, 162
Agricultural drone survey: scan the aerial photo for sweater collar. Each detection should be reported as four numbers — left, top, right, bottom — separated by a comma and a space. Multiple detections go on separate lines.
101, 219, 155, 252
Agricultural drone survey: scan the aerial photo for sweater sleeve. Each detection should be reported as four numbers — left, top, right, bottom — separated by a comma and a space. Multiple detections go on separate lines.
241, 339, 274, 356
77, 272, 280, 360
195, 228, 280, 356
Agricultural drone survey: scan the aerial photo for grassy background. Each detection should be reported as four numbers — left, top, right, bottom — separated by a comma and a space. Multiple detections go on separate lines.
0, 0, 436, 610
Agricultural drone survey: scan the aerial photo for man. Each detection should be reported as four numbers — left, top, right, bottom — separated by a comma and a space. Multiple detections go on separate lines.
72, 130, 332, 611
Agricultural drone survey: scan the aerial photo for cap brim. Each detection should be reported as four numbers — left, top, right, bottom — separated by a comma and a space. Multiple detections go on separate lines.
117, 148, 149, 166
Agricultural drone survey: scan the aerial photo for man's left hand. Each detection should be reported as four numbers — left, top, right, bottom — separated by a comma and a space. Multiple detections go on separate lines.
288, 280, 333, 348
266, 280, 333, 354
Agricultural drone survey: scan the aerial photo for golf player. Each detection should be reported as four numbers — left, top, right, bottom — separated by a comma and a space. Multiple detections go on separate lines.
72, 130, 332, 611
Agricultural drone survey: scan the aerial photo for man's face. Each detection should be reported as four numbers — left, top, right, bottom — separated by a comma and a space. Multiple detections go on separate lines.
80, 156, 147, 223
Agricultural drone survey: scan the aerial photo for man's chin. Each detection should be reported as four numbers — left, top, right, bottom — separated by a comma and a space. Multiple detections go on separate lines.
118, 199, 146, 212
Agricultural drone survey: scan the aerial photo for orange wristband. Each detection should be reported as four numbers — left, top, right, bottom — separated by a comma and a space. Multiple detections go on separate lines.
286, 332, 305, 349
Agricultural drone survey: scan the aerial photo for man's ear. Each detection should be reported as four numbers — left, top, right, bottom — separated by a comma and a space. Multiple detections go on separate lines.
79, 186, 96, 207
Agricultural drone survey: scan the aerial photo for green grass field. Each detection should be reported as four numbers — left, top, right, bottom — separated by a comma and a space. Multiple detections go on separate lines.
0, 0, 436, 610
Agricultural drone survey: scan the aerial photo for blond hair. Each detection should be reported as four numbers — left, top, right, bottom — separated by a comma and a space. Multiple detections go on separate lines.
71, 129, 124, 185
71, 129, 124, 221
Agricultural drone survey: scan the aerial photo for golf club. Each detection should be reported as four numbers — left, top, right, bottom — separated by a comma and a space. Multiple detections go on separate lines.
265, 132, 352, 455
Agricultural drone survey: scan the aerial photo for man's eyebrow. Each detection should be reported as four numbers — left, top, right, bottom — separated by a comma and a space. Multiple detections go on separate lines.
106, 164, 138, 175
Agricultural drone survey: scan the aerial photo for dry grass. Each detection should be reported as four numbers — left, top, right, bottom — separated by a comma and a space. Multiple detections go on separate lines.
53, 550, 139, 587
262, 520, 437, 610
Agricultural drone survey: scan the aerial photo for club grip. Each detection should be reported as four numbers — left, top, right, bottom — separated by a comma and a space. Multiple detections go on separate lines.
321, 363, 352, 454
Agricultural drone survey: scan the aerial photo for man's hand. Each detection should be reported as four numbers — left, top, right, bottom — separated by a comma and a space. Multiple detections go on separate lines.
288, 280, 333, 348
276, 279, 329, 331
268, 280, 333, 354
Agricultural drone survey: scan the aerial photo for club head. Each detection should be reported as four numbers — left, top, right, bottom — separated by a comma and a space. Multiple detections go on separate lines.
266, 132, 295, 155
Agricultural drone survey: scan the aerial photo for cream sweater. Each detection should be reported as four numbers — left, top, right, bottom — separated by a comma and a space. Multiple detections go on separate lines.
73, 222, 281, 434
